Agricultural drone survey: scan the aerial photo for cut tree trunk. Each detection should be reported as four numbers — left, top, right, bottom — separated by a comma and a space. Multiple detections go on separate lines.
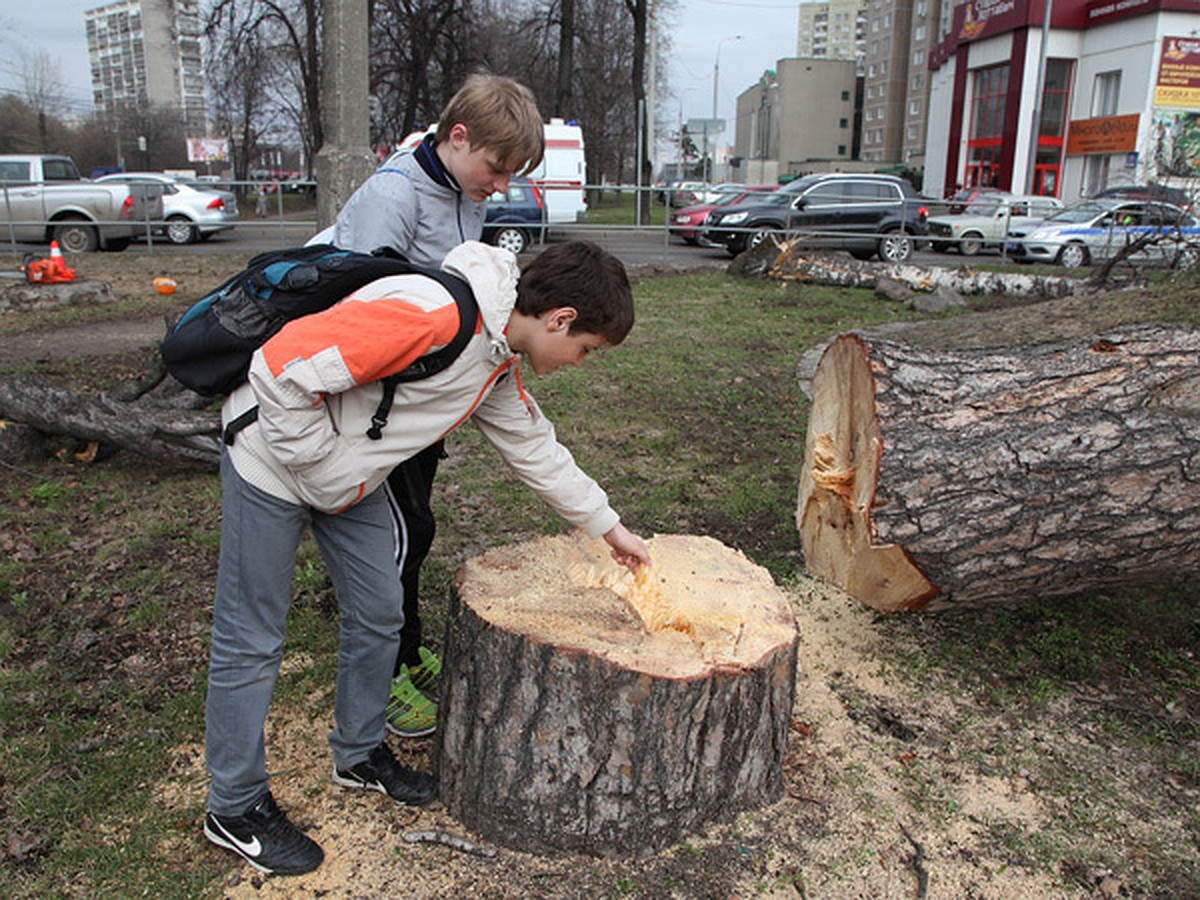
437, 533, 799, 858
734, 239, 1085, 298
797, 324, 1200, 612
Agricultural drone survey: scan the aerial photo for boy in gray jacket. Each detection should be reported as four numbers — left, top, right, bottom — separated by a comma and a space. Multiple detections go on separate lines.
202, 240, 650, 876
326, 75, 545, 737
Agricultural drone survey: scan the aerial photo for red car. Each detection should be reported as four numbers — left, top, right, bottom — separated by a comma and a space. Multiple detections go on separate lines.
670, 185, 775, 244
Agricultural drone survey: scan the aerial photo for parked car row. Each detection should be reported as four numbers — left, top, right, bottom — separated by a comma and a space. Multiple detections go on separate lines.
656, 174, 1198, 271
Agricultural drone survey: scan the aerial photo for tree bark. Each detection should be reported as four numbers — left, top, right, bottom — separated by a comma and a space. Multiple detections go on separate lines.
437, 533, 798, 858
797, 325, 1200, 612
0, 374, 220, 468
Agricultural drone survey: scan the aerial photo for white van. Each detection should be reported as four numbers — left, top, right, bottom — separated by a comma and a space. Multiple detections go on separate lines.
528, 119, 587, 226
398, 118, 587, 226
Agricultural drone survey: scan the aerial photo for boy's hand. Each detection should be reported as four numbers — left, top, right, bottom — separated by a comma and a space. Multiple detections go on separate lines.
603, 523, 651, 571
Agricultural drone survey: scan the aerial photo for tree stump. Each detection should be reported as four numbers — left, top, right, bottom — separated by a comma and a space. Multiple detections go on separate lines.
437, 533, 798, 858
797, 325, 1200, 612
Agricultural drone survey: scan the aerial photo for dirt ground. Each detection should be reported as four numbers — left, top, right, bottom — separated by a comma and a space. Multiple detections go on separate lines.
1, 254, 1197, 898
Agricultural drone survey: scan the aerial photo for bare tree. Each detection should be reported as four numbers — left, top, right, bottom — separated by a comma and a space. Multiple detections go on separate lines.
19, 49, 67, 152
369, 0, 471, 144
206, 0, 324, 176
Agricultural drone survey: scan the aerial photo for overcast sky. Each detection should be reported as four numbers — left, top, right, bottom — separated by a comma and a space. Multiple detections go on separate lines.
0, 0, 801, 143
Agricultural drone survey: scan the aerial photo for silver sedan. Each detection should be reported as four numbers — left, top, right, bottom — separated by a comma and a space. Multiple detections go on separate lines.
96, 172, 240, 244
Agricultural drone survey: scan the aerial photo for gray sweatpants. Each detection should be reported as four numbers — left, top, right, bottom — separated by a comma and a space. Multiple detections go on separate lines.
204, 450, 403, 816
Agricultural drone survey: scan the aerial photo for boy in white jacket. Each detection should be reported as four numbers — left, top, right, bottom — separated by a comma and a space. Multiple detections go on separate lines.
202, 240, 650, 876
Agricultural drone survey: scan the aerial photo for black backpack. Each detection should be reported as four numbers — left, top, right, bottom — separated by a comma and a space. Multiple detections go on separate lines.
160, 244, 478, 444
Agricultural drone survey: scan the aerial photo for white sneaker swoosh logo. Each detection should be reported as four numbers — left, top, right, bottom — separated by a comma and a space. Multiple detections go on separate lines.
214, 820, 262, 857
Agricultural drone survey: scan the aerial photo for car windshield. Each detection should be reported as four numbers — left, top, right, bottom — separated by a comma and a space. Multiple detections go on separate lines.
713, 192, 746, 207
1044, 201, 1111, 223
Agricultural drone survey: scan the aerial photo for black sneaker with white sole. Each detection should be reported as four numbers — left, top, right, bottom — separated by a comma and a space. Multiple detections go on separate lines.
332, 742, 438, 806
203, 791, 323, 876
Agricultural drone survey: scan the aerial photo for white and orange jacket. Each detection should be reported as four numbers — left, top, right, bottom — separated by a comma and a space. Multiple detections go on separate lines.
221, 241, 620, 538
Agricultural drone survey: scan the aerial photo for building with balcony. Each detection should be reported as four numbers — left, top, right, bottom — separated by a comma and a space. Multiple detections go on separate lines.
85, 0, 206, 132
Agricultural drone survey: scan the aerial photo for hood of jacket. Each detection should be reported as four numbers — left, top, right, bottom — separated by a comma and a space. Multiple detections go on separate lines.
442, 241, 520, 363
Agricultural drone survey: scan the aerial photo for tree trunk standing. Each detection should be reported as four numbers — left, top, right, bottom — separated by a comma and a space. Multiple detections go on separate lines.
437, 533, 798, 858
555, 0, 575, 117
797, 326, 1200, 612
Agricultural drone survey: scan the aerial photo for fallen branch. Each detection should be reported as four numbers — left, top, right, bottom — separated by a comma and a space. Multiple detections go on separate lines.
402, 830, 498, 858
899, 821, 929, 899
0, 374, 220, 468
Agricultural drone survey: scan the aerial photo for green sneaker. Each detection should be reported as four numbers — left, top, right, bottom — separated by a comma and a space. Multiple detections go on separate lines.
386, 669, 437, 738
407, 646, 442, 696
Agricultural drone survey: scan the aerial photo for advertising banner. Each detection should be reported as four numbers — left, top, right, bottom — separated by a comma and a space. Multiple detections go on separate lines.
1155, 36, 1200, 109
187, 138, 230, 163
1150, 109, 1200, 178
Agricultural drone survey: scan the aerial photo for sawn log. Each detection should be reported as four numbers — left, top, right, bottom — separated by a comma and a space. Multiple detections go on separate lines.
797, 325, 1200, 612
437, 533, 799, 858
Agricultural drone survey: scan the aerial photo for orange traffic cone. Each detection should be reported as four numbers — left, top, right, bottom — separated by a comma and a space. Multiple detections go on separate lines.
48, 241, 75, 281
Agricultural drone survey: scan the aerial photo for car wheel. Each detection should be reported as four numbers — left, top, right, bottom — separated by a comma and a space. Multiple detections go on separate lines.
747, 228, 774, 250
1171, 245, 1198, 270
493, 226, 528, 255
959, 233, 983, 256
877, 231, 914, 263
682, 236, 698, 246
53, 217, 99, 253
1057, 242, 1089, 269
165, 216, 198, 245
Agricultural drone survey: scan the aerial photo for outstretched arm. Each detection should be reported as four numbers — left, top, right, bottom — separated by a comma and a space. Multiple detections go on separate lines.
604, 523, 651, 570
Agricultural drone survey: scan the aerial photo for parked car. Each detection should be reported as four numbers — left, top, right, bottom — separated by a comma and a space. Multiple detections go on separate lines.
946, 185, 1005, 214
482, 176, 544, 254
0, 154, 163, 252
1006, 199, 1199, 269
1092, 182, 1193, 209
667, 180, 706, 208
96, 172, 239, 244
670, 185, 774, 244
699, 173, 932, 263
928, 193, 1063, 256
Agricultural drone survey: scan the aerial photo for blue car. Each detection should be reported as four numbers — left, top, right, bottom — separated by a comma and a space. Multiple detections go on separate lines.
483, 177, 545, 255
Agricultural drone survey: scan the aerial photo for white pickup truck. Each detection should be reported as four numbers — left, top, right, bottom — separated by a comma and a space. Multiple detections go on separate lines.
0, 155, 164, 253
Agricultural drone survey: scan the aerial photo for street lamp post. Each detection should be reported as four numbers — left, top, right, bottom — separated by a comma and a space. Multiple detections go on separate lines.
710, 34, 742, 181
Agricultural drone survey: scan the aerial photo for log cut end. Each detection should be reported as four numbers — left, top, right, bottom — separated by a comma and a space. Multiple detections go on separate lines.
440, 533, 799, 858
796, 334, 940, 612
456, 532, 797, 678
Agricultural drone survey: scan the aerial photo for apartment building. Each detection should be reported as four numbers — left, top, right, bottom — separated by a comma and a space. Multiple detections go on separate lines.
798, 0, 869, 70
732, 58, 860, 184
858, 0, 949, 164
85, 0, 206, 132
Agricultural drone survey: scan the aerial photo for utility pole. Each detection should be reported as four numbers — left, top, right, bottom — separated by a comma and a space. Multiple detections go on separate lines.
315, 0, 376, 228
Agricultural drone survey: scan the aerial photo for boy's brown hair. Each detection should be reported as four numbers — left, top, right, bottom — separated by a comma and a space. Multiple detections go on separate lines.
434, 75, 545, 175
516, 241, 634, 346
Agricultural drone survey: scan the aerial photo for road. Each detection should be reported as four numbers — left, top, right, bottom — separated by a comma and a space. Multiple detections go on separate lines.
7, 219, 1015, 270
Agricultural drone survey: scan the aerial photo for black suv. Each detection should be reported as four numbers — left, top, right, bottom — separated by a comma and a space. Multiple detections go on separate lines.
699, 173, 931, 262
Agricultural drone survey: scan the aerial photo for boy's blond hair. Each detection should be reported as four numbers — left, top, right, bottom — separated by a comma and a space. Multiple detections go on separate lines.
434, 75, 545, 176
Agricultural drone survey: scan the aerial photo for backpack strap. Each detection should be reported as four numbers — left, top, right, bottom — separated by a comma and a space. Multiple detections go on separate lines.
365, 271, 479, 440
